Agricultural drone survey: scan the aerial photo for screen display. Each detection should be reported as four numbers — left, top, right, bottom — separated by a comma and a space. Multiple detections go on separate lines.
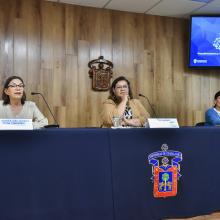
189, 16, 220, 68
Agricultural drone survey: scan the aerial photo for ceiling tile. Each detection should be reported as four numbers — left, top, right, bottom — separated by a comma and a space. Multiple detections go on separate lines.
192, 0, 220, 14
59, 0, 109, 8
146, 0, 206, 17
105, 0, 161, 13
45, 0, 220, 18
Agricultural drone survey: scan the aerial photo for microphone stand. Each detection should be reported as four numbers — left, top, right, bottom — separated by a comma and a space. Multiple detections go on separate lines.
31, 92, 59, 128
139, 93, 158, 118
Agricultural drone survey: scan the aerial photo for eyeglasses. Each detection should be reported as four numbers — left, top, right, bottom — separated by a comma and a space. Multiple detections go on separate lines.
8, 84, 25, 88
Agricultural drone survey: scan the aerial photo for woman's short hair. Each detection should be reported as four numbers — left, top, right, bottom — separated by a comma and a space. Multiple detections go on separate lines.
2, 76, 26, 105
109, 76, 133, 104
214, 91, 220, 100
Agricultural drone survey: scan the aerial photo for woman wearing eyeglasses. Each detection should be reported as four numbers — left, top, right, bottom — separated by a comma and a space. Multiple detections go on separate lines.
0, 76, 48, 129
101, 76, 150, 127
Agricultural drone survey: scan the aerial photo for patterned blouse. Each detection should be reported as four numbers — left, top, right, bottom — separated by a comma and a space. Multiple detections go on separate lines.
124, 105, 133, 119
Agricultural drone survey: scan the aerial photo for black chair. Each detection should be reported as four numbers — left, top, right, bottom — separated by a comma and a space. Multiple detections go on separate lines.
195, 122, 205, 126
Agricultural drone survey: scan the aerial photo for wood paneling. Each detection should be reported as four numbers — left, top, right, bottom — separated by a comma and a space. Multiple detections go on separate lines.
0, 0, 220, 127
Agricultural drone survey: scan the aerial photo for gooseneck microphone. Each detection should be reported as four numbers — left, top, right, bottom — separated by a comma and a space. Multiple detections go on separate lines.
31, 92, 59, 128
139, 93, 158, 118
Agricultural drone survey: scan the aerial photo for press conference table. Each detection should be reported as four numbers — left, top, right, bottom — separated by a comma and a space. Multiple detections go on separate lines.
0, 127, 220, 220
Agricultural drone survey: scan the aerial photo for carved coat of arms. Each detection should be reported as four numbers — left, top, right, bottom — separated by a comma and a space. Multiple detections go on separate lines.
88, 56, 113, 91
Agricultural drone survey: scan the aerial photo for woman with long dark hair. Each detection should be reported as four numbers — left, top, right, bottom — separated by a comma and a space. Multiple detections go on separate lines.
101, 76, 150, 127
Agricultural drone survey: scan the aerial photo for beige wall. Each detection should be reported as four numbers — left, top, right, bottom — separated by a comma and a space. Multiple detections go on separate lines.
0, 0, 220, 127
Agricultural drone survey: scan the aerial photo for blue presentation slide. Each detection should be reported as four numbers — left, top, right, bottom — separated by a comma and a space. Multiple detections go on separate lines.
189, 17, 220, 67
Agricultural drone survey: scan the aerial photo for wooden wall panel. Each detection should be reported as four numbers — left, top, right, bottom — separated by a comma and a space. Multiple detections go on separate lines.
1, 0, 220, 127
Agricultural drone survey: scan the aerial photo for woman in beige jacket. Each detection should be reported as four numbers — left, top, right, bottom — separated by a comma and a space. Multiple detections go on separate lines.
101, 76, 150, 128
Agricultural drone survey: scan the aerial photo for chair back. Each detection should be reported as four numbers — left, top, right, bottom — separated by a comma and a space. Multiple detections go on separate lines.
195, 122, 205, 126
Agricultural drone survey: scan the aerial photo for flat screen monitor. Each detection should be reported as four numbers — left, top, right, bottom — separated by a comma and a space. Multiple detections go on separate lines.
189, 15, 220, 68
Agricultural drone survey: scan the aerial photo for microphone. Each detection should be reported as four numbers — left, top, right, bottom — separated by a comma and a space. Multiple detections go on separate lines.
31, 92, 59, 128
139, 93, 158, 118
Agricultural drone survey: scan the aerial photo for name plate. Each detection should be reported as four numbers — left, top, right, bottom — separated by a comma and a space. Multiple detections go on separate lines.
0, 119, 33, 130
148, 118, 179, 128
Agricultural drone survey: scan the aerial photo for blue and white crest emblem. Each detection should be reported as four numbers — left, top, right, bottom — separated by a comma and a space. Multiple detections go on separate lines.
213, 35, 220, 50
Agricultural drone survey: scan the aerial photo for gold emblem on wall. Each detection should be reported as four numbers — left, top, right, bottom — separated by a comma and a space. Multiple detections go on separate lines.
88, 56, 113, 91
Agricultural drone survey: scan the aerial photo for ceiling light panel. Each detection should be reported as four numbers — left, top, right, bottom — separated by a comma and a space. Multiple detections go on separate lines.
105, 0, 161, 13
60, 0, 109, 8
